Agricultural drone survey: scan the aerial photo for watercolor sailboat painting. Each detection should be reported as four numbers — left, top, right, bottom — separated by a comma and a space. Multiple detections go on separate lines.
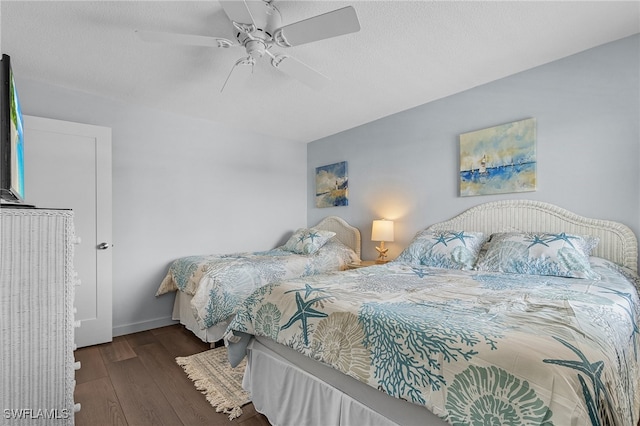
459, 118, 537, 197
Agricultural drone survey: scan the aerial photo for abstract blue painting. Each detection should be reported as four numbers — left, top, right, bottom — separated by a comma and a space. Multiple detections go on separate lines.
316, 161, 348, 208
459, 118, 537, 196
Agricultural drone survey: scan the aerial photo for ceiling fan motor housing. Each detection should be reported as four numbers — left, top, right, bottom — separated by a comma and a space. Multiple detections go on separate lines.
235, 1, 282, 48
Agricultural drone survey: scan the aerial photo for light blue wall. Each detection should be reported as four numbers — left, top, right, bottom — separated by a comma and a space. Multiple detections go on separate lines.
308, 35, 640, 265
16, 79, 308, 336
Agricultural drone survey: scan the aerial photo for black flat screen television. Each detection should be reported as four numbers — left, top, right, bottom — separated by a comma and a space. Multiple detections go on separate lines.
0, 54, 25, 203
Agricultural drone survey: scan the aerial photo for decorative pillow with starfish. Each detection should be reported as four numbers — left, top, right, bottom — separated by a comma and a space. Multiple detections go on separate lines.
283, 228, 336, 255
476, 232, 600, 279
396, 230, 487, 270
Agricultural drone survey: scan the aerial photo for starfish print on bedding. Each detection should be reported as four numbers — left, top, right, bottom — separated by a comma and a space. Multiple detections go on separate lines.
284, 283, 330, 299
432, 233, 448, 246
526, 234, 550, 248
545, 232, 579, 249
411, 267, 432, 278
446, 231, 472, 246
307, 231, 321, 243
543, 336, 613, 426
280, 292, 330, 346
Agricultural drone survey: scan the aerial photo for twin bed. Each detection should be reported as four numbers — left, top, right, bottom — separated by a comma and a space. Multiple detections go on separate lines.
224, 200, 640, 426
156, 216, 362, 342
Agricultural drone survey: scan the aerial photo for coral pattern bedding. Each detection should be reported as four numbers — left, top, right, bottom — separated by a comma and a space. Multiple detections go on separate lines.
227, 258, 640, 425
156, 237, 358, 329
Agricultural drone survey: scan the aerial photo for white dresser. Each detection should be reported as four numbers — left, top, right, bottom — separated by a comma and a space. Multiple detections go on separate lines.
1, 208, 80, 425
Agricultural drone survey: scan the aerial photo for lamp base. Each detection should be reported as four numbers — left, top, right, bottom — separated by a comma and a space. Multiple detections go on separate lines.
375, 259, 389, 264
375, 241, 389, 264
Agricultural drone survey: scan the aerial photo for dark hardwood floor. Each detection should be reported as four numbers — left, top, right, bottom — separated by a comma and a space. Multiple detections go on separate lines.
73, 324, 271, 426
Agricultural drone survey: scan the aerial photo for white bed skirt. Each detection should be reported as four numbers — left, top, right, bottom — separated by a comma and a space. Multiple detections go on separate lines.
244, 337, 447, 426
172, 291, 230, 343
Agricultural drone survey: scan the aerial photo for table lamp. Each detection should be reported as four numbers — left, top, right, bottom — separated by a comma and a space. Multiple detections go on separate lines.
371, 219, 394, 263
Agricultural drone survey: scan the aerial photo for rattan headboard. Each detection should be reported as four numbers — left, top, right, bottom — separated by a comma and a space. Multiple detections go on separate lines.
427, 200, 638, 272
315, 216, 362, 259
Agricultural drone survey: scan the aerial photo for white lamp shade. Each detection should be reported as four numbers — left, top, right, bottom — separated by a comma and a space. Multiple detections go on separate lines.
371, 220, 394, 242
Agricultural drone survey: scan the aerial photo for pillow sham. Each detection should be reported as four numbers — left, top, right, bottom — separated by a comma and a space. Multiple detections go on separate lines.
396, 230, 486, 270
283, 228, 336, 255
475, 232, 600, 279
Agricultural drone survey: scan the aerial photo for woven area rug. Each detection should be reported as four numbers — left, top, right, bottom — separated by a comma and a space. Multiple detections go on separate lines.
176, 347, 250, 420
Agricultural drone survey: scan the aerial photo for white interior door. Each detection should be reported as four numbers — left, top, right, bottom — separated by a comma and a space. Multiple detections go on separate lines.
23, 115, 112, 348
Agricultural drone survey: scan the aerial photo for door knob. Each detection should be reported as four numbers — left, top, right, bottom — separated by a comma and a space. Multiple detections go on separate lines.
97, 242, 110, 250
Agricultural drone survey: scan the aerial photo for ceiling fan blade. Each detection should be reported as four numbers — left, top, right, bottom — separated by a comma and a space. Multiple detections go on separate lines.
220, 56, 254, 93
135, 30, 236, 48
270, 54, 329, 90
273, 6, 360, 47
219, 1, 255, 26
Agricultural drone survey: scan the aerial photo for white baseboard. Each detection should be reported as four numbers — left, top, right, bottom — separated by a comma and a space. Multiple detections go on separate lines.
112, 316, 178, 337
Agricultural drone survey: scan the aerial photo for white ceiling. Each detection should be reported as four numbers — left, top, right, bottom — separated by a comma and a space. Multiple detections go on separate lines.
1, 1, 639, 143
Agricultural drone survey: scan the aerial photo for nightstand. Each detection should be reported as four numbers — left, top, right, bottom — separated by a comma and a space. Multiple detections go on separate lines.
346, 260, 378, 269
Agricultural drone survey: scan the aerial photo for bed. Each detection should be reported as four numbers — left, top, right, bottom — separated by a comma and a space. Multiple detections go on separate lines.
226, 200, 640, 426
156, 216, 361, 343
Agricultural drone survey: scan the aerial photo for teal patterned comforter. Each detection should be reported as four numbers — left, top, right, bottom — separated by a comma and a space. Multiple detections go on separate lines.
227, 258, 640, 425
156, 239, 358, 329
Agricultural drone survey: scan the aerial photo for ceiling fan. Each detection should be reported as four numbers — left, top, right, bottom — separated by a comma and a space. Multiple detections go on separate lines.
135, 0, 361, 92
